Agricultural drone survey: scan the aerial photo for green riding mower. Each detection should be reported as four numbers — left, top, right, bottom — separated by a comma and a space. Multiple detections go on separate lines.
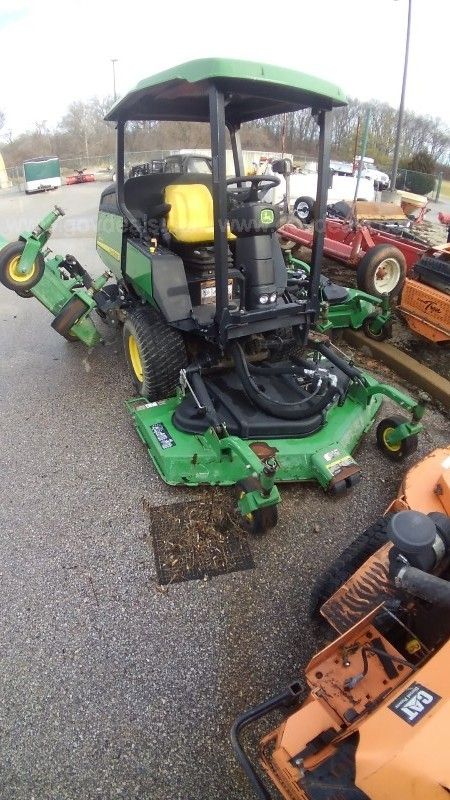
0, 59, 425, 533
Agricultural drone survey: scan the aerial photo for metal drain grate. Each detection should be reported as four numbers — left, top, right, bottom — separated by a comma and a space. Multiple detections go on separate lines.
145, 497, 254, 585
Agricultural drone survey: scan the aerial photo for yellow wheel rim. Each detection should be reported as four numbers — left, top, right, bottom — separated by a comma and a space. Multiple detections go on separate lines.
128, 334, 144, 382
7, 254, 36, 284
382, 426, 401, 452
239, 490, 254, 523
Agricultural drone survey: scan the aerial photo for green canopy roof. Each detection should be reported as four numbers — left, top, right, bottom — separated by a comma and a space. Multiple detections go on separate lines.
105, 58, 347, 124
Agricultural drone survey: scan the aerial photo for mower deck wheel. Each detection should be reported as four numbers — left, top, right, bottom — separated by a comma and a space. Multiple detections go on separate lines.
123, 307, 187, 400
15, 287, 34, 299
362, 315, 393, 341
0, 241, 45, 292
237, 478, 278, 535
356, 244, 406, 298
51, 296, 89, 342
376, 415, 419, 462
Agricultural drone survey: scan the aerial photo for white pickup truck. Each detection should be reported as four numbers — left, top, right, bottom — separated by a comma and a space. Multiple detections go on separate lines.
261, 164, 375, 222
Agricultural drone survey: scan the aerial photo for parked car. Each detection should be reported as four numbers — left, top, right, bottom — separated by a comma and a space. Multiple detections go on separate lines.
262, 162, 375, 222
354, 157, 390, 191
128, 153, 213, 179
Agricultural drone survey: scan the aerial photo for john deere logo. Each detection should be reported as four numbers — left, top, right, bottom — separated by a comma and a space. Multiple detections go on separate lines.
260, 209, 274, 224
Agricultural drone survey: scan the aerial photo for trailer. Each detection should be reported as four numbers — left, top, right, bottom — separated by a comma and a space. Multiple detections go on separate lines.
279, 205, 430, 298
23, 157, 61, 194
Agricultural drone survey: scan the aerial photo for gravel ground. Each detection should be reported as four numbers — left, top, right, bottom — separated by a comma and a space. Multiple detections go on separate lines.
0, 184, 448, 800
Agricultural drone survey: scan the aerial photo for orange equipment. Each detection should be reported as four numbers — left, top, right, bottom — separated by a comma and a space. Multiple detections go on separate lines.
398, 251, 450, 343
232, 447, 450, 800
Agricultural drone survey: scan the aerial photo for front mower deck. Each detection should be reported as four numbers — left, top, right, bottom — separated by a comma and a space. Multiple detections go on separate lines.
127, 372, 384, 495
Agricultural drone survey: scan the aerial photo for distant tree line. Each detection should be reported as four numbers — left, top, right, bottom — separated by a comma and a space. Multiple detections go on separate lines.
0, 94, 449, 176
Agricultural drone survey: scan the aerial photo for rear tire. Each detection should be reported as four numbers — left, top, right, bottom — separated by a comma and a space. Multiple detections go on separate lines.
356, 244, 406, 298
310, 517, 390, 618
293, 196, 315, 224
0, 241, 45, 292
123, 307, 187, 400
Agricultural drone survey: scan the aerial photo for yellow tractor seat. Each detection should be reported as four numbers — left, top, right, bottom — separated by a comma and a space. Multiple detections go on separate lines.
164, 183, 235, 244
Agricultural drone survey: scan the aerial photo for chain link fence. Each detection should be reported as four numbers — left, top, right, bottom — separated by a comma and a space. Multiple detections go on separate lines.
395, 168, 444, 201
2, 148, 298, 190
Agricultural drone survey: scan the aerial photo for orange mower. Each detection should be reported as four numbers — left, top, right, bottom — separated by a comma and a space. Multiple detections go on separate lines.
398, 248, 450, 343
232, 446, 450, 799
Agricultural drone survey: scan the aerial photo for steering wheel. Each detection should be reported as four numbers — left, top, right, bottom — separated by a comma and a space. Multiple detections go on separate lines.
226, 174, 280, 203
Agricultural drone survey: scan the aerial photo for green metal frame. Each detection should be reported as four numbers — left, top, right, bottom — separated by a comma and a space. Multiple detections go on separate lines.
6, 207, 106, 347
287, 253, 392, 336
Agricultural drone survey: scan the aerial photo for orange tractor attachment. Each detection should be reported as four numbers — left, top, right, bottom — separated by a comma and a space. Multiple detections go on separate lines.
232, 447, 450, 800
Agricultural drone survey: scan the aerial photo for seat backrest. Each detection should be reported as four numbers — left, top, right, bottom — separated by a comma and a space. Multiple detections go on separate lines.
124, 173, 213, 222
165, 184, 214, 243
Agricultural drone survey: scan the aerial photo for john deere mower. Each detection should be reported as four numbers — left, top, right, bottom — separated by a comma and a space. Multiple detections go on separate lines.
232, 446, 450, 799
0, 59, 425, 533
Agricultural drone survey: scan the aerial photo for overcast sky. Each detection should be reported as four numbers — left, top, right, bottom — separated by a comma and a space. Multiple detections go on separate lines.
0, 0, 449, 136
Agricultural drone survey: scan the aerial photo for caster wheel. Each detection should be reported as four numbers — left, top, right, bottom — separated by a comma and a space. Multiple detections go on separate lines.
51, 296, 89, 342
362, 315, 392, 341
0, 241, 44, 292
376, 415, 418, 462
237, 477, 278, 535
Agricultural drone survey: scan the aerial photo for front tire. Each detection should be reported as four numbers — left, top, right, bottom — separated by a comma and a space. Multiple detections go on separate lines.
123, 307, 187, 400
356, 244, 406, 298
0, 241, 45, 292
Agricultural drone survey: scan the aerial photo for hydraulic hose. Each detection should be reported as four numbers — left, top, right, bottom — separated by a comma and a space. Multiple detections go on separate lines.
395, 564, 450, 609
230, 343, 337, 420
315, 341, 364, 382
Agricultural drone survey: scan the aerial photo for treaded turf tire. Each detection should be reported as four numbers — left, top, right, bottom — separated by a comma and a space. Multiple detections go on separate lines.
310, 516, 391, 618
123, 307, 187, 400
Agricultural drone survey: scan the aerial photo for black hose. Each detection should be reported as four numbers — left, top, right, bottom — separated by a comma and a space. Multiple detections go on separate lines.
315, 341, 364, 382
231, 682, 302, 800
395, 564, 450, 608
230, 343, 337, 420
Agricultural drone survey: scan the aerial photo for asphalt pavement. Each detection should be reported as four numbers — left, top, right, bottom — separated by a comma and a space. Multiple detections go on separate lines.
0, 184, 448, 800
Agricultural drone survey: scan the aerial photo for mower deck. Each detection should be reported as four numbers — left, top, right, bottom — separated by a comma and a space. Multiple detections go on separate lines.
127, 372, 383, 494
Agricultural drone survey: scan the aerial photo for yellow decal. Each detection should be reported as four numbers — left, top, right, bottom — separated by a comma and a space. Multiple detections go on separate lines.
97, 240, 120, 261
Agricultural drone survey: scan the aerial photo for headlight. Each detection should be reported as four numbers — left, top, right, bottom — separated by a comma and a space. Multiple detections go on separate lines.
259, 294, 269, 304
269, 292, 277, 303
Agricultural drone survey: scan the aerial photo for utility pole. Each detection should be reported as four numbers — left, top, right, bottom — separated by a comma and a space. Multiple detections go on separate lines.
391, 0, 412, 191
111, 59, 118, 101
